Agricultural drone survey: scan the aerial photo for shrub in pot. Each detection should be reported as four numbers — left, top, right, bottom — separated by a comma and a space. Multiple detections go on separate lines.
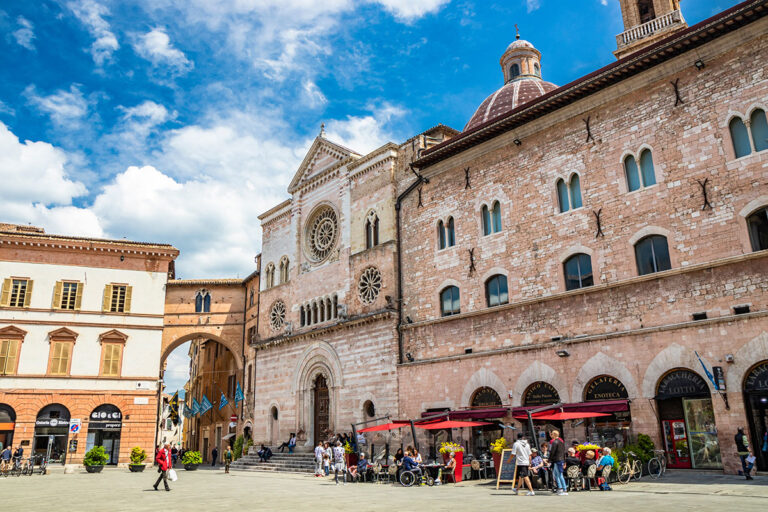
182, 450, 202, 470
84, 446, 109, 473
129, 446, 147, 472
490, 437, 508, 476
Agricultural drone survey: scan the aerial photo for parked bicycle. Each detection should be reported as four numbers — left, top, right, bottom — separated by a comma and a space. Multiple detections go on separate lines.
647, 449, 667, 479
617, 450, 643, 484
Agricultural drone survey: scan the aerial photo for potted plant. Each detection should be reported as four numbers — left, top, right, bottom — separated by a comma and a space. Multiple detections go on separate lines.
83, 446, 109, 473
490, 437, 508, 475
182, 450, 202, 470
343, 441, 358, 467
439, 442, 465, 482
128, 446, 147, 472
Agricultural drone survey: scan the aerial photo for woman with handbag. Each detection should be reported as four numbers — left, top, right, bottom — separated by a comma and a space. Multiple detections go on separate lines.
153, 443, 173, 491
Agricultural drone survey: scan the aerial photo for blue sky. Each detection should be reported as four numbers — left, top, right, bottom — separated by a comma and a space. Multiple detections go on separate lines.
1, 0, 733, 283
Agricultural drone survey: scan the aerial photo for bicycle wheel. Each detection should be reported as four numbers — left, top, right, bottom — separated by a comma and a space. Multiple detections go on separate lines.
648, 458, 662, 479
399, 471, 416, 487
426, 476, 435, 486
617, 463, 631, 484
632, 460, 642, 480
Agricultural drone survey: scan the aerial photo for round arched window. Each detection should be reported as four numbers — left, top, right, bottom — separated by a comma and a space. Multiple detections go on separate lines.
271, 406, 279, 421
363, 400, 376, 418
305, 204, 339, 262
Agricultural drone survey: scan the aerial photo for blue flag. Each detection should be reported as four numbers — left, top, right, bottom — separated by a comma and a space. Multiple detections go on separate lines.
192, 398, 201, 416
182, 403, 192, 418
200, 394, 213, 414
219, 391, 229, 410
695, 351, 718, 389
234, 382, 245, 407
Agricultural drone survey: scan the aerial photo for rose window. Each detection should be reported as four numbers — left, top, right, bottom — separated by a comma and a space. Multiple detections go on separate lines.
269, 300, 286, 330
306, 205, 339, 262
358, 267, 382, 304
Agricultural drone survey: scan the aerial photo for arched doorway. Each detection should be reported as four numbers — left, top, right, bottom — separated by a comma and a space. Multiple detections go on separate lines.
655, 369, 721, 469
744, 360, 768, 471
313, 374, 330, 445
86, 404, 122, 465
269, 406, 279, 446
522, 382, 561, 443
34, 404, 70, 464
583, 375, 630, 448
0, 404, 16, 449
469, 387, 503, 456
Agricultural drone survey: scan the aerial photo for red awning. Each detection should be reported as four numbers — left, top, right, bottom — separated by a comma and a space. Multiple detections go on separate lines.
416, 420, 492, 430
512, 400, 629, 420
529, 412, 611, 421
421, 407, 509, 421
358, 421, 410, 433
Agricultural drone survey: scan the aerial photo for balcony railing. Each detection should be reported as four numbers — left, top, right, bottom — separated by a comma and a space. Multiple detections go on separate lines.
616, 10, 685, 48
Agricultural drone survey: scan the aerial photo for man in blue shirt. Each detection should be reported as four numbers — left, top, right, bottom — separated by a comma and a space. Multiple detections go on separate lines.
402, 451, 423, 478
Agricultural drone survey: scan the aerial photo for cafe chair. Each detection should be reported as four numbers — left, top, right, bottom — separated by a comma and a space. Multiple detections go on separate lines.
385, 463, 398, 484
585, 464, 598, 491
566, 465, 583, 492
470, 459, 489, 480
600, 465, 612, 486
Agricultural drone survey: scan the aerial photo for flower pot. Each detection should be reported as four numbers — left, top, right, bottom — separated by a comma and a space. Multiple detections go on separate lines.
184, 463, 199, 471
128, 464, 146, 472
492, 452, 501, 476
345, 453, 358, 467
85, 465, 104, 473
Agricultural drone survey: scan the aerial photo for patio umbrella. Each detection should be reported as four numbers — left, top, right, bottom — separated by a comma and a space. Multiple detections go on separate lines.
358, 421, 410, 433
415, 420, 492, 429
530, 412, 610, 421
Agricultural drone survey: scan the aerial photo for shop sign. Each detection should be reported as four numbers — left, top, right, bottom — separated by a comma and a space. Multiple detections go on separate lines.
712, 366, 726, 391
471, 387, 502, 408
656, 370, 709, 399
585, 375, 629, 401
745, 362, 768, 392
35, 418, 69, 428
523, 382, 560, 406
89, 408, 122, 430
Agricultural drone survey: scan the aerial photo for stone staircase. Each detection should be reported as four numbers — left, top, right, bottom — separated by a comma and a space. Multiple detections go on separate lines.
230, 450, 316, 474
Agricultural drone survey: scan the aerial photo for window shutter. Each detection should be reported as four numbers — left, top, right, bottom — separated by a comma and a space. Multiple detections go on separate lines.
52, 281, 63, 309
0, 279, 10, 306
23, 280, 33, 307
74, 283, 83, 310
102, 284, 112, 312
124, 286, 132, 313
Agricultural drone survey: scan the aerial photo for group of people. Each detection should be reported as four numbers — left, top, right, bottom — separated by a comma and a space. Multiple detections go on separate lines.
511, 430, 615, 496
0, 444, 24, 471
313, 440, 350, 484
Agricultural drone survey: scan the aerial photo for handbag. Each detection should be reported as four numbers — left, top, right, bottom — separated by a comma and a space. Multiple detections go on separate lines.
168, 469, 178, 482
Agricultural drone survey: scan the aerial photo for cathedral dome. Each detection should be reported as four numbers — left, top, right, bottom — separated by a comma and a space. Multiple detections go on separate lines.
464, 34, 557, 132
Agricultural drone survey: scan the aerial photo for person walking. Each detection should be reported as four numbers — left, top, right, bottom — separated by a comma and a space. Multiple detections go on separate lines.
511, 433, 535, 496
211, 446, 218, 467
735, 427, 753, 480
314, 442, 325, 477
332, 441, 346, 485
153, 443, 172, 491
549, 430, 567, 495
223, 445, 233, 474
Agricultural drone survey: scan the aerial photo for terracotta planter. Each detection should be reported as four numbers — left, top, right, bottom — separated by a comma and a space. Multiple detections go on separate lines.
128, 464, 146, 472
184, 463, 199, 471
492, 452, 501, 476
85, 465, 104, 473
442, 451, 464, 483
345, 453, 359, 467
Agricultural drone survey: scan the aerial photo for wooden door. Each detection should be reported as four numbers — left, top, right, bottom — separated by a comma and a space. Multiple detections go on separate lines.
314, 375, 329, 445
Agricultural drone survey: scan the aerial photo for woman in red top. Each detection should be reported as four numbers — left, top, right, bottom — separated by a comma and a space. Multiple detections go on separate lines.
153, 443, 172, 491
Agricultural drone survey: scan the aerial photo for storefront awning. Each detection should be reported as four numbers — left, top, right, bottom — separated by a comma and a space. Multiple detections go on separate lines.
512, 399, 629, 420
421, 407, 509, 421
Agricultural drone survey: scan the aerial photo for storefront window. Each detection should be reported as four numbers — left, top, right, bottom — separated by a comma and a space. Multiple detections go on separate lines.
0, 404, 16, 450
743, 361, 768, 471
34, 403, 70, 464
683, 398, 721, 469
470, 387, 503, 457
86, 404, 122, 465
583, 375, 630, 449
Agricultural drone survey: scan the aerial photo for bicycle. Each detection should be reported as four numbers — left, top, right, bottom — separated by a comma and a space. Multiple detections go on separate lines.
617, 451, 643, 484
647, 449, 667, 479
0, 459, 11, 477
37, 455, 48, 476
10, 457, 23, 477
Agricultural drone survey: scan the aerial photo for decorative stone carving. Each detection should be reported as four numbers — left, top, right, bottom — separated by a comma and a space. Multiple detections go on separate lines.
358, 267, 382, 304
269, 300, 286, 331
306, 205, 339, 262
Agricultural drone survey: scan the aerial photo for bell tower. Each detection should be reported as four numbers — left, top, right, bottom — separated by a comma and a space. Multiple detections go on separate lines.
614, 0, 687, 59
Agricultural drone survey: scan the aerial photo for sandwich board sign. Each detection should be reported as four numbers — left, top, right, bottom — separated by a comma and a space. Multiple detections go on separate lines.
495, 449, 518, 490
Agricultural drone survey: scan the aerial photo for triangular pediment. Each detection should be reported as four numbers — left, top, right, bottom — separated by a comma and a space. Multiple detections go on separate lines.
287, 136, 360, 193
0, 325, 27, 340
48, 327, 79, 342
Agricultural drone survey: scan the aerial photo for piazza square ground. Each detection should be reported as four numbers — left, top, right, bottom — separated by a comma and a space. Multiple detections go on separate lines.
1, 468, 766, 512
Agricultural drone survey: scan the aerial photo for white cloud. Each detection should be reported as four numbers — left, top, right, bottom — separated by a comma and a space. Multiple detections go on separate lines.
133, 28, 193, 74
600, 0, 608, 5
67, 0, 119, 65
24, 85, 91, 128
324, 103, 406, 154
302, 80, 327, 108
375, 0, 450, 21
526, 0, 541, 13
0, 100, 14, 116
12, 16, 35, 50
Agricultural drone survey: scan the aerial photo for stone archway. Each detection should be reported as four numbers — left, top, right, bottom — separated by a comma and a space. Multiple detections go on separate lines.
460, 368, 508, 407
511, 361, 569, 406
572, 352, 639, 400
160, 332, 243, 371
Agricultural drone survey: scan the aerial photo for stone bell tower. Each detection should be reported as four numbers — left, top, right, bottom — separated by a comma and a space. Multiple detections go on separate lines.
614, 0, 687, 59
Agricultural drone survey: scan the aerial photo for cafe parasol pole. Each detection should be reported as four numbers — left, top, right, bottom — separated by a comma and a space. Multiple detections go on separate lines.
525, 403, 563, 453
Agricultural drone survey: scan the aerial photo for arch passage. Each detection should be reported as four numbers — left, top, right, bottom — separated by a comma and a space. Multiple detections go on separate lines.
744, 361, 768, 471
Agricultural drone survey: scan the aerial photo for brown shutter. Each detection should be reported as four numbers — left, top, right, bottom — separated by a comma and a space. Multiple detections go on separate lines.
23, 280, 33, 307
0, 279, 10, 306
52, 281, 63, 309
124, 286, 132, 313
74, 283, 83, 310
102, 284, 112, 312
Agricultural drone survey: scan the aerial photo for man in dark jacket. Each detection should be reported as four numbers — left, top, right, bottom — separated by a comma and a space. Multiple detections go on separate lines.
153, 443, 172, 491
735, 427, 753, 480
549, 430, 567, 495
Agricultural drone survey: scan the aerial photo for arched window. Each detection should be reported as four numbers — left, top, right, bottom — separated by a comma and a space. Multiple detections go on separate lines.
569, 174, 582, 209
729, 117, 752, 158
440, 286, 460, 316
279, 256, 289, 284
751, 109, 768, 152
195, 293, 203, 313
365, 211, 379, 249
509, 63, 520, 79
482, 205, 491, 235
639, 149, 656, 187
563, 253, 593, 290
747, 207, 768, 252
556, 179, 569, 212
203, 293, 211, 313
534, 63, 540, 76
249, 288, 255, 307
437, 220, 446, 250
265, 263, 275, 289
195, 290, 210, 313
485, 274, 509, 307
446, 217, 456, 247
624, 155, 641, 192
492, 201, 502, 233
634, 235, 671, 275
637, 0, 656, 23
300, 306, 306, 327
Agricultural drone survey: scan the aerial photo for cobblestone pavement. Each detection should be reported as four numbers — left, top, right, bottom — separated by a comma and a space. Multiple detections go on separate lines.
1, 468, 765, 511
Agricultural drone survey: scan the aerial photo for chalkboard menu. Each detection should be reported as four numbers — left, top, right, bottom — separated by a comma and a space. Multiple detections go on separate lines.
523, 382, 559, 406
495, 449, 517, 489
585, 375, 629, 401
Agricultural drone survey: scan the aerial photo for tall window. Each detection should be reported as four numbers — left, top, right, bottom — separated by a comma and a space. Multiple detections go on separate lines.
534, 63, 540, 76
635, 235, 671, 275
440, 286, 460, 316
249, 288, 255, 307
624, 150, 656, 192
637, 0, 656, 23
101, 344, 122, 376
509, 63, 520, 80
195, 290, 211, 313
446, 217, 456, 247
569, 175, 582, 209
438, 220, 446, 250
265, 263, 275, 289
54, 281, 82, 310
0, 339, 19, 375
747, 207, 768, 252
279, 256, 290, 284
730, 117, 752, 158
751, 109, 768, 152
365, 211, 379, 249
0, 278, 32, 308
563, 253, 594, 290
485, 274, 509, 307
103, 284, 131, 313
49, 341, 72, 375
557, 175, 582, 212
482, 202, 502, 235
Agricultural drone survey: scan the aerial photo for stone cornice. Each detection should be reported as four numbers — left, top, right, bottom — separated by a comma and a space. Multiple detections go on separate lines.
258, 199, 292, 222
167, 278, 245, 287
0, 232, 179, 259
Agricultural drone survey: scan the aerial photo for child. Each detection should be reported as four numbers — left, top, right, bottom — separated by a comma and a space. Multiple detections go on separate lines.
323, 453, 330, 476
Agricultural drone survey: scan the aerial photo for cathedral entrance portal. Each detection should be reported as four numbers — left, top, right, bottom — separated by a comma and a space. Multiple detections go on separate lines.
314, 375, 330, 445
